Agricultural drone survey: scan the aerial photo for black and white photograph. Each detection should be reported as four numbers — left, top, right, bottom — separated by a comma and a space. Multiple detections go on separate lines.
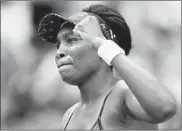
1, 1, 181, 130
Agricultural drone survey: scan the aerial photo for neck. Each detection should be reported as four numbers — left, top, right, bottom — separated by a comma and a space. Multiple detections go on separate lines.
78, 67, 117, 105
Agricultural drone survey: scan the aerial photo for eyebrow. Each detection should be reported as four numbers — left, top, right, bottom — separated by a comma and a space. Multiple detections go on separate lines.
56, 32, 73, 42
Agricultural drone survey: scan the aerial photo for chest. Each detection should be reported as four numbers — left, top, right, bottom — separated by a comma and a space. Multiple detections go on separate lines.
63, 87, 158, 130
64, 101, 104, 129
63, 89, 125, 129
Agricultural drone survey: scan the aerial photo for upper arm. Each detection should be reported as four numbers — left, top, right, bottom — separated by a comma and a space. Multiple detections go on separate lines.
117, 81, 155, 123
124, 89, 155, 122
60, 103, 79, 129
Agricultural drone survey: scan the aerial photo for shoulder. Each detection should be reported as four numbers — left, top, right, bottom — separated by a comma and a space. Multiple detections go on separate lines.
101, 80, 130, 124
60, 102, 80, 129
111, 80, 129, 101
105, 80, 129, 112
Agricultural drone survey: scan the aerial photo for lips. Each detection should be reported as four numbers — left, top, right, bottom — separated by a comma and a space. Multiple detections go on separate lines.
57, 62, 72, 68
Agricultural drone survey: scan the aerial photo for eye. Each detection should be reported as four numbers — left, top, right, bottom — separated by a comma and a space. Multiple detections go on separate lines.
67, 38, 77, 44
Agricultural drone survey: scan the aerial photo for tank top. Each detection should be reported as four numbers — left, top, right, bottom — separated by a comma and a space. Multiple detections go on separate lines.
64, 89, 113, 130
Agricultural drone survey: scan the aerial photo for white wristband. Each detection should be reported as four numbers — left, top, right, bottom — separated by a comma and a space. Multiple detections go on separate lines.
98, 40, 125, 65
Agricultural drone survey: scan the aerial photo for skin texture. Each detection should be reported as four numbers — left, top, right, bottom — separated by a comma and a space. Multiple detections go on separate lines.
55, 26, 101, 86
54, 13, 177, 130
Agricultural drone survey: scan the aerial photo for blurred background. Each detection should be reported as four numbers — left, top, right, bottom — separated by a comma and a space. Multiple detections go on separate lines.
1, 1, 181, 129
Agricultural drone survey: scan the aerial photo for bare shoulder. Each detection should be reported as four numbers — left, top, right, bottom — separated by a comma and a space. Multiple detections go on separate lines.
106, 80, 158, 129
105, 80, 129, 113
60, 102, 80, 129
110, 80, 129, 102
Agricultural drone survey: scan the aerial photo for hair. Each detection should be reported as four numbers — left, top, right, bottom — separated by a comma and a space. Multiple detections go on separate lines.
82, 4, 132, 55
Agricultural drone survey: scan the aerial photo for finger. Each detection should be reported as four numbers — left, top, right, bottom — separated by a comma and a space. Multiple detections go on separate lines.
73, 28, 86, 39
78, 31, 88, 40
74, 23, 82, 29
79, 16, 90, 26
90, 16, 100, 26
74, 16, 92, 32
73, 28, 80, 36
75, 30, 88, 40
74, 23, 85, 33
89, 16, 97, 21
73, 27, 81, 33
73, 27, 85, 36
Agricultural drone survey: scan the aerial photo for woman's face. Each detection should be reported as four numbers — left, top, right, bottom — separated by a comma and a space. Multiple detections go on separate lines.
55, 25, 102, 85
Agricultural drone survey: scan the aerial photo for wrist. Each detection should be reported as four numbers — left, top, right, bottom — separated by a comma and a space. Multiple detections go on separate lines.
111, 53, 125, 65
97, 40, 125, 65
93, 37, 107, 50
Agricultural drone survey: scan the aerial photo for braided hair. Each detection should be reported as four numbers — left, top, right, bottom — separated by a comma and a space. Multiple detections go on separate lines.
82, 4, 132, 55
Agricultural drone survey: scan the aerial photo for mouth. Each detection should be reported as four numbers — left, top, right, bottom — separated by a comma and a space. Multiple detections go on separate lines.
57, 63, 72, 69
58, 63, 73, 74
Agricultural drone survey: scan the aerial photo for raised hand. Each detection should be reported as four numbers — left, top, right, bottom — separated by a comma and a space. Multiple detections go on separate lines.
73, 16, 107, 50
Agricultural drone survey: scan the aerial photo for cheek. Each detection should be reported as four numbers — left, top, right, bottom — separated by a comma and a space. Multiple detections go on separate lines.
69, 43, 100, 71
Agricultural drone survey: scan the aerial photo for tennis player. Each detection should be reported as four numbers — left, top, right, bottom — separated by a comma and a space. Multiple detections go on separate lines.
38, 4, 176, 130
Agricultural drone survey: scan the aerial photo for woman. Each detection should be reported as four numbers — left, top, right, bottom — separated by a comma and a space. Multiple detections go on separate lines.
38, 4, 176, 130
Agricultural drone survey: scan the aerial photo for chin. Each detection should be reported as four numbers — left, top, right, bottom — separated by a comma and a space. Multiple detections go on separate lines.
60, 69, 91, 86
61, 73, 81, 86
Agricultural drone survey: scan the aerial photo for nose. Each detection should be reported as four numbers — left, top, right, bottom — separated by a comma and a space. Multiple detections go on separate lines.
55, 41, 68, 60
56, 51, 67, 60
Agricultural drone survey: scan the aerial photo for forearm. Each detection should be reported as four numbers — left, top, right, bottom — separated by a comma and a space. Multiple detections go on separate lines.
111, 54, 176, 118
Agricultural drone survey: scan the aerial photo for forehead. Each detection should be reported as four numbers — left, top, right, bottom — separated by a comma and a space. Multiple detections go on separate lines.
57, 12, 89, 39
